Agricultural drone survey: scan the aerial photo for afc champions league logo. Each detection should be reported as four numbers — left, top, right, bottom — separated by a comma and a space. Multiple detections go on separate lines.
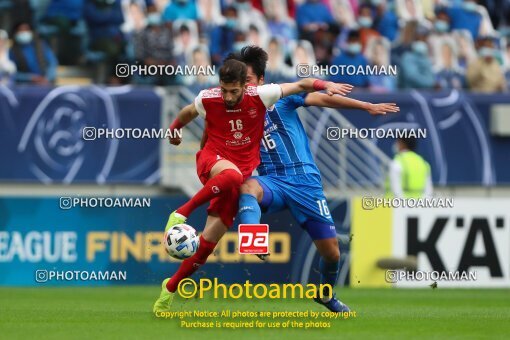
17, 86, 119, 183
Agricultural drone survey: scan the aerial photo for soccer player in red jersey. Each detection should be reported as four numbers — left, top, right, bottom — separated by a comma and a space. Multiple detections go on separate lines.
153, 58, 353, 312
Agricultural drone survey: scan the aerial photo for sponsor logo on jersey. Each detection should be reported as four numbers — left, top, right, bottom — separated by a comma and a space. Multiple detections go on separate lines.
226, 136, 251, 146
248, 108, 257, 118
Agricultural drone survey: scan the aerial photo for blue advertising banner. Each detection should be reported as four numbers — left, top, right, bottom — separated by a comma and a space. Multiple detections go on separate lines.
341, 90, 510, 185
0, 196, 350, 286
0, 85, 161, 184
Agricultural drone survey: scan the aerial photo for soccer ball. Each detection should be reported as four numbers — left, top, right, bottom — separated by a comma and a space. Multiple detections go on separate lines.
164, 224, 200, 260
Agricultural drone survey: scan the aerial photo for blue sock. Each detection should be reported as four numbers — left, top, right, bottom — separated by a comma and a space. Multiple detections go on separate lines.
238, 193, 261, 224
319, 257, 340, 301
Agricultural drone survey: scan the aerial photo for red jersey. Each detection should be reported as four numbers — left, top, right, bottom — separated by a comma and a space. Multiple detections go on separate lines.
195, 84, 282, 177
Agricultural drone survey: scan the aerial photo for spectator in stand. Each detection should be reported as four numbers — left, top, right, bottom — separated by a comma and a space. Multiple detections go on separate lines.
8, 22, 58, 85
121, 0, 152, 34
264, 37, 293, 82
329, 0, 357, 28
42, 0, 84, 65
196, 0, 223, 34
453, 29, 477, 71
209, 6, 238, 66
84, 0, 125, 83
296, 0, 336, 41
133, 5, 175, 85
290, 39, 316, 69
433, 38, 466, 89
432, 8, 451, 36
448, 0, 483, 39
330, 30, 369, 87
233, 0, 268, 35
372, 0, 399, 42
257, 0, 296, 18
399, 28, 435, 89
173, 21, 199, 66
180, 44, 217, 88
247, 24, 268, 48
365, 36, 396, 92
357, 3, 381, 51
0, 30, 16, 85
466, 36, 507, 92
163, 0, 197, 22
265, 0, 297, 44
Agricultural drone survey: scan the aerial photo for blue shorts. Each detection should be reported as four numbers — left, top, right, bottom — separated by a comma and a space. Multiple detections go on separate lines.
254, 173, 336, 240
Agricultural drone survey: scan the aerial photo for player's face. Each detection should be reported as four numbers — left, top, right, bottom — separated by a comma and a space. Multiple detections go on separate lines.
220, 81, 245, 108
246, 66, 264, 85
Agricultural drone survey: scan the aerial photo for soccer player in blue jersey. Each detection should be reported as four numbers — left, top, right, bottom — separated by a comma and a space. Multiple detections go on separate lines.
228, 46, 399, 312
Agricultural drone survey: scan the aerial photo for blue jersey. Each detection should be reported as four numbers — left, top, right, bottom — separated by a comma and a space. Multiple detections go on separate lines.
257, 93, 320, 177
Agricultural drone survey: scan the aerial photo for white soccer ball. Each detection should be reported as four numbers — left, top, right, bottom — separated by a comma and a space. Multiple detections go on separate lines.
164, 224, 200, 260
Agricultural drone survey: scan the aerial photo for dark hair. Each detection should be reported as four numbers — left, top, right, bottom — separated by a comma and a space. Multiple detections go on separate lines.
347, 30, 360, 41
399, 137, 417, 151
224, 45, 268, 79
11, 21, 31, 36
179, 25, 190, 33
219, 59, 247, 84
223, 6, 237, 15
358, 3, 374, 13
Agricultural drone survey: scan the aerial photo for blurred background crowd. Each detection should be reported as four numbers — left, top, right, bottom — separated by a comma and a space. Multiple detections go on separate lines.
0, 0, 509, 92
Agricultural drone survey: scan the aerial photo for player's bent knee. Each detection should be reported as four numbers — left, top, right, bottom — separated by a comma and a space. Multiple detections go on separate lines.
316, 240, 340, 263
220, 169, 243, 190
240, 179, 262, 196
323, 250, 340, 263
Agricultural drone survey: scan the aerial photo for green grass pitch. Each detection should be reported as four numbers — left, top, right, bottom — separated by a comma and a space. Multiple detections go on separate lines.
1, 286, 509, 340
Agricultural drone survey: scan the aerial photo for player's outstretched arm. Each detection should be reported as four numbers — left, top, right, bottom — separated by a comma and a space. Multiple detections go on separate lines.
280, 79, 353, 97
305, 93, 400, 115
168, 103, 199, 145
258, 80, 353, 109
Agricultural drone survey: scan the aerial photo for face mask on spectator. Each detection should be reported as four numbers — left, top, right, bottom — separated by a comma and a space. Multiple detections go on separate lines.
412, 41, 428, 54
235, 2, 250, 11
225, 18, 237, 29
346, 42, 362, 54
15, 31, 33, 44
233, 42, 246, 52
358, 17, 373, 28
147, 13, 162, 26
462, 1, 478, 12
479, 47, 495, 58
434, 20, 449, 33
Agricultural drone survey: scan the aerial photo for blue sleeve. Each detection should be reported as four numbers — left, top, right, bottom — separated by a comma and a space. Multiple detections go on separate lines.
278, 93, 308, 114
